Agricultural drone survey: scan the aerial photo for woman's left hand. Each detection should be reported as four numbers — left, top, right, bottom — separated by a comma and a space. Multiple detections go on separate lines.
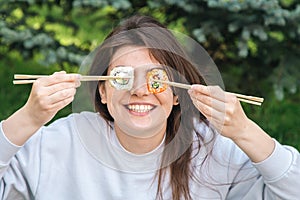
188, 84, 251, 140
188, 84, 275, 162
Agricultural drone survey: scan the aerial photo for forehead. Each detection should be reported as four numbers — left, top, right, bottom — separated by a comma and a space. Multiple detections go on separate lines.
110, 46, 160, 69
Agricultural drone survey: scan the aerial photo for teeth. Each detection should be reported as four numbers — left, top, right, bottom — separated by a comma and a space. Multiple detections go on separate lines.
128, 105, 153, 112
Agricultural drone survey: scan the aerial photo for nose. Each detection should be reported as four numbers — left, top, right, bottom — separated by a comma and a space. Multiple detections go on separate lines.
130, 75, 150, 97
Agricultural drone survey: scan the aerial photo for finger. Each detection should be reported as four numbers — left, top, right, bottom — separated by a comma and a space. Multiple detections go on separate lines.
36, 73, 81, 87
30, 87, 76, 109
50, 94, 75, 111
37, 94, 75, 116
44, 81, 80, 96
31, 82, 78, 103
191, 96, 224, 124
189, 89, 226, 113
50, 73, 81, 85
191, 97, 227, 134
53, 71, 67, 75
48, 87, 77, 105
190, 85, 227, 103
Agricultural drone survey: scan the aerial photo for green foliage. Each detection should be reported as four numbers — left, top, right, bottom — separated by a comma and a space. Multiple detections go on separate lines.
244, 94, 300, 150
0, 51, 71, 122
0, 1, 117, 69
0, 0, 299, 149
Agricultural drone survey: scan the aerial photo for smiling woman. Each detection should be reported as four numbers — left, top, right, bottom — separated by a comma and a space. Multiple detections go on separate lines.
0, 15, 300, 200
98, 47, 176, 142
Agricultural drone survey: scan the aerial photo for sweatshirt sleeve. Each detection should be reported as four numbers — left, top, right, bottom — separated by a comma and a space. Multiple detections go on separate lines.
0, 121, 22, 166
253, 140, 300, 199
0, 121, 41, 199
227, 140, 300, 199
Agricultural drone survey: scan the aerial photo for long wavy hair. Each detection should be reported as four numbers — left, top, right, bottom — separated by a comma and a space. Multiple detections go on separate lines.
88, 15, 215, 200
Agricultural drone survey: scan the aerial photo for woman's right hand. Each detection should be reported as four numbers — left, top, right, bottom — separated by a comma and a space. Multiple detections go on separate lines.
2, 71, 81, 146
24, 71, 81, 127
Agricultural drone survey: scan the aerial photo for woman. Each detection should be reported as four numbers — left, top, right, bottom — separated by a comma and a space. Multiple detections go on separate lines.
1, 15, 299, 200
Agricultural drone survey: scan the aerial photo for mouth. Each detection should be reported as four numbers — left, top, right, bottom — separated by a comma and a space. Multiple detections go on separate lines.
125, 104, 155, 113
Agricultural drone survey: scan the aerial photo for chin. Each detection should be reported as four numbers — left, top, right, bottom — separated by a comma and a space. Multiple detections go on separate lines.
119, 123, 165, 139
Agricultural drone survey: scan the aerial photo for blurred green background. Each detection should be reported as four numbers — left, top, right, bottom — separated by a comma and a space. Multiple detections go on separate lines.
0, 0, 299, 150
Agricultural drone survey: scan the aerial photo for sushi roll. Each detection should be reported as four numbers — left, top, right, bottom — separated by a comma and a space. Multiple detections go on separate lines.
147, 68, 168, 94
109, 66, 134, 90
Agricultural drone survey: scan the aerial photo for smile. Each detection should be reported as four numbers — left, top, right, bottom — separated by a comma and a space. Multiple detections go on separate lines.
127, 104, 154, 113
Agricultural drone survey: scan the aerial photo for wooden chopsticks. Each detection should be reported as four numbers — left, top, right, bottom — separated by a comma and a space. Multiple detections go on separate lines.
13, 74, 264, 106
13, 74, 132, 85
153, 79, 264, 106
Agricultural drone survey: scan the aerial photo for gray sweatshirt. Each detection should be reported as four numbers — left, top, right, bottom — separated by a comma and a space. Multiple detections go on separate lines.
0, 112, 299, 199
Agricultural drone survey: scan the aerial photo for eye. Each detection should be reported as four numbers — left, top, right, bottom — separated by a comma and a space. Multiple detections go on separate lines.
147, 69, 168, 94
109, 66, 134, 90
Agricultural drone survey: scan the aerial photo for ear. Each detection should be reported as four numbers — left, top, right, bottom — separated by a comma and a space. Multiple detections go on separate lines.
98, 83, 107, 104
173, 95, 179, 106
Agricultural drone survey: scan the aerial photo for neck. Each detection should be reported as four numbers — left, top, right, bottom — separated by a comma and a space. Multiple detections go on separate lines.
114, 125, 166, 154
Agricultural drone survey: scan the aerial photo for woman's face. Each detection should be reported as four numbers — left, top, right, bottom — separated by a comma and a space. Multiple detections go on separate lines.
99, 46, 178, 138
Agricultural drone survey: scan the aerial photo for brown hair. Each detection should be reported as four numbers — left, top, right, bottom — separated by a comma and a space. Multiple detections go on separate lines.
88, 15, 212, 200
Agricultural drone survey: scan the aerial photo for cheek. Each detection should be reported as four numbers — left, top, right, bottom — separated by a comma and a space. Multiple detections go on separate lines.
104, 85, 132, 111
105, 90, 125, 119
156, 91, 175, 114
104, 82, 122, 100
105, 89, 127, 105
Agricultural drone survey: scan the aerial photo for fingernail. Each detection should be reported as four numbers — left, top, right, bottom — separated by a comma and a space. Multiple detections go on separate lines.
75, 81, 81, 87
